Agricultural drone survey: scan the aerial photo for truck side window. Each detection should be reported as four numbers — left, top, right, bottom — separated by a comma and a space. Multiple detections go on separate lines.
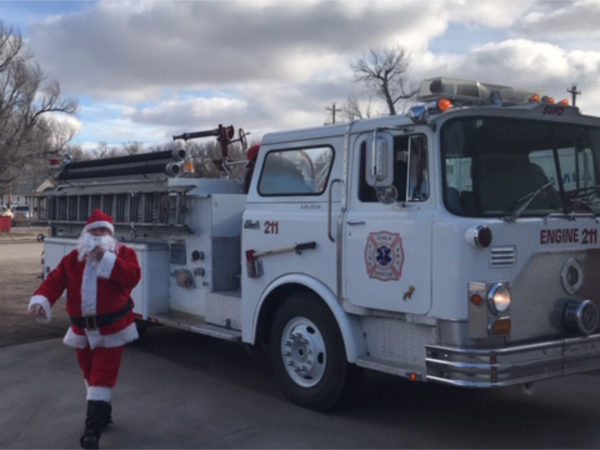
359, 135, 428, 203
258, 146, 334, 196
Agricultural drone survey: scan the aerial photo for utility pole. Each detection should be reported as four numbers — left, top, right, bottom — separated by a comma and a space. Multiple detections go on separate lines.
567, 83, 581, 106
325, 102, 341, 125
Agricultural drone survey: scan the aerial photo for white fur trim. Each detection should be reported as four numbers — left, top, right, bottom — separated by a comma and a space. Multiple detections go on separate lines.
96, 251, 116, 279
62, 322, 139, 349
28, 295, 52, 323
83, 221, 114, 235
86, 328, 103, 350
87, 386, 112, 402
100, 322, 139, 348
81, 263, 97, 316
63, 328, 89, 348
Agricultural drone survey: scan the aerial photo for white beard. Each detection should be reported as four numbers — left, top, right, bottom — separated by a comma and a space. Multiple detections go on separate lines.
77, 232, 117, 263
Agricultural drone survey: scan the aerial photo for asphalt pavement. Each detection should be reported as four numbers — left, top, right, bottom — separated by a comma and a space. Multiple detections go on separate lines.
1, 333, 298, 449
2, 240, 600, 449
2, 326, 600, 449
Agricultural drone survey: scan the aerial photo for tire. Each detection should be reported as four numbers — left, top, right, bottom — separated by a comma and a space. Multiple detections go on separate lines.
135, 318, 148, 337
269, 292, 351, 411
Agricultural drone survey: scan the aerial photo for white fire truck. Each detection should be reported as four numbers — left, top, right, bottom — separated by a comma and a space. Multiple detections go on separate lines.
35, 77, 600, 411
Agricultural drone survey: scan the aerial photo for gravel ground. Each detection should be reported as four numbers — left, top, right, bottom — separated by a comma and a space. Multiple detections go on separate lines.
0, 241, 70, 348
0, 226, 49, 242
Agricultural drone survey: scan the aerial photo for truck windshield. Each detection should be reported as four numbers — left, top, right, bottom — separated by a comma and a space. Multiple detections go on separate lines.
441, 117, 600, 217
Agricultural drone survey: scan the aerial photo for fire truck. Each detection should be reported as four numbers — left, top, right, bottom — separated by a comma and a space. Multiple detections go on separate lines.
34, 77, 600, 411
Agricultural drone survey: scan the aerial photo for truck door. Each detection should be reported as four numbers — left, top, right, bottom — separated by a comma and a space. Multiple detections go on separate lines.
343, 133, 433, 314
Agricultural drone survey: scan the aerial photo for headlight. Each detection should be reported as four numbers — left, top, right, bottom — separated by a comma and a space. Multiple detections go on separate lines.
487, 282, 511, 314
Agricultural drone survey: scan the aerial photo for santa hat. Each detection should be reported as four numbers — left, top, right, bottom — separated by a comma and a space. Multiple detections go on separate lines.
247, 144, 260, 161
83, 209, 114, 235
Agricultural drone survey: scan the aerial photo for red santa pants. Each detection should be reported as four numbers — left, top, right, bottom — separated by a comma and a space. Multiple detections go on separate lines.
76, 346, 124, 387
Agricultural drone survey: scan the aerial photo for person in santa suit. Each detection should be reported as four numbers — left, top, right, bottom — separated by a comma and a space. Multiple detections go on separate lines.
28, 209, 141, 449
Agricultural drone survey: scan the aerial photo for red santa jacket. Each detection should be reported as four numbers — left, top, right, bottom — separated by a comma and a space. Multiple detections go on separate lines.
30, 243, 141, 347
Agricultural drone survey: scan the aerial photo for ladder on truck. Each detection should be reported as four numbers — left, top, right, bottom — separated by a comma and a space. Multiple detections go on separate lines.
33, 148, 193, 237
34, 181, 193, 236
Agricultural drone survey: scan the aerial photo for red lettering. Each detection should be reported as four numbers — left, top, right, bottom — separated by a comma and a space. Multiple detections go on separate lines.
582, 228, 597, 244
264, 220, 280, 234
540, 227, 600, 245
540, 228, 581, 245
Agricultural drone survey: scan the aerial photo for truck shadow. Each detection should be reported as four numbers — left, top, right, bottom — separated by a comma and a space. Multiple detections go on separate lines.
133, 326, 600, 449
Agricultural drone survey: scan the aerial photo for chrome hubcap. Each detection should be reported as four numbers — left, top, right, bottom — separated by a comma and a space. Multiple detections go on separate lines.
280, 317, 326, 388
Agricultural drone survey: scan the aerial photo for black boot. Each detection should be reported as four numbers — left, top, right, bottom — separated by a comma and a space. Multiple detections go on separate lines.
107, 402, 113, 427
80, 400, 111, 449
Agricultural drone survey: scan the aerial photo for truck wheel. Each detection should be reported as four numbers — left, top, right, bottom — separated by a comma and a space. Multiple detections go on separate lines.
269, 293, 350, 411
135, 318, 148, 337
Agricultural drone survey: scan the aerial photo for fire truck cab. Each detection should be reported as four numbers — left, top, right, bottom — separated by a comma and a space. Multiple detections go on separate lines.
37, 77, 600, 411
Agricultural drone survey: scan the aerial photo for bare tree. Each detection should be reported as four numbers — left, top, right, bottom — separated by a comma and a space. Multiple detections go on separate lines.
0, 23, 77, 186
121, 141, 142, 156
350, 45, 418, 115
93, 142, 110, 159
66, 144, 90, 162
343, 94, 375, 121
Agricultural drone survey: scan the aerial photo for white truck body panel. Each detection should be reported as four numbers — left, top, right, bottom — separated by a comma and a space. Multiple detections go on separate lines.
37, 86, 600, 406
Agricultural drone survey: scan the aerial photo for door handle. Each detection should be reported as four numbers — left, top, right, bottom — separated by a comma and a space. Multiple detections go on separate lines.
346, 220, 366, 225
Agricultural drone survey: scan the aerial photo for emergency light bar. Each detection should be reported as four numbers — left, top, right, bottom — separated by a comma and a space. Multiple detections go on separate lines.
418, 77, 543, 107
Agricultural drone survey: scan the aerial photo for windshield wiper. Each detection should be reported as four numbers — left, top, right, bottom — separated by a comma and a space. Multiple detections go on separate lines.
563, 185, 600, 216
565, 184, 600, 200
503, 180, 554, 222
568, 197, 596, 213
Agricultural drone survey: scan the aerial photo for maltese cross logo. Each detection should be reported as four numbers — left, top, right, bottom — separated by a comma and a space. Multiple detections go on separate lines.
364, 231, 405, 281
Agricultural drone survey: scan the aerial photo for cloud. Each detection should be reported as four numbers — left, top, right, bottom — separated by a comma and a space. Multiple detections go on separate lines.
446, 0, 540, 28
27, 0, 560, 103
122, 77, 355, 141
19, 0, 600, 146
412, 38, 600, 115
128, 97, 248, 127
27, 0, 447, 100
504, 0, 600, 53
76, 115, 172, 146
44, 112, 82, 146
519, 0, 600, 37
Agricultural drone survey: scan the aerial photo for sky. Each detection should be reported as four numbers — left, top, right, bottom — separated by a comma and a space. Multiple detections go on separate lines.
2, 0, 600, 151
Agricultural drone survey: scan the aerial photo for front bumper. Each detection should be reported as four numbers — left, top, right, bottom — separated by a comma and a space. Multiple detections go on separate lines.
425, 333, 600, 388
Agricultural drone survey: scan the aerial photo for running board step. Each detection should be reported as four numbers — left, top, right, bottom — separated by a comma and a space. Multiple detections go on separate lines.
355, 356, 424, 380
151, 311, 241, 342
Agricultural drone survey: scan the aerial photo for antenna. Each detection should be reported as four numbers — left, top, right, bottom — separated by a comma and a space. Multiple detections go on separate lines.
567, 83, 581, 106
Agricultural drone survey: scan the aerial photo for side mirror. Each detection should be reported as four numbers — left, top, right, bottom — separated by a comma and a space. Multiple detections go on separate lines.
366, 131, 394, 187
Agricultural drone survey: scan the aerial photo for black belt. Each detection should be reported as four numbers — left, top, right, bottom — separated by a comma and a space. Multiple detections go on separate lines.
71, 299, 133, 330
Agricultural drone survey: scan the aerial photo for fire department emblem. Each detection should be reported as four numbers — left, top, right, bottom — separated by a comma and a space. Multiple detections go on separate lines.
364, 231, 405, 281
